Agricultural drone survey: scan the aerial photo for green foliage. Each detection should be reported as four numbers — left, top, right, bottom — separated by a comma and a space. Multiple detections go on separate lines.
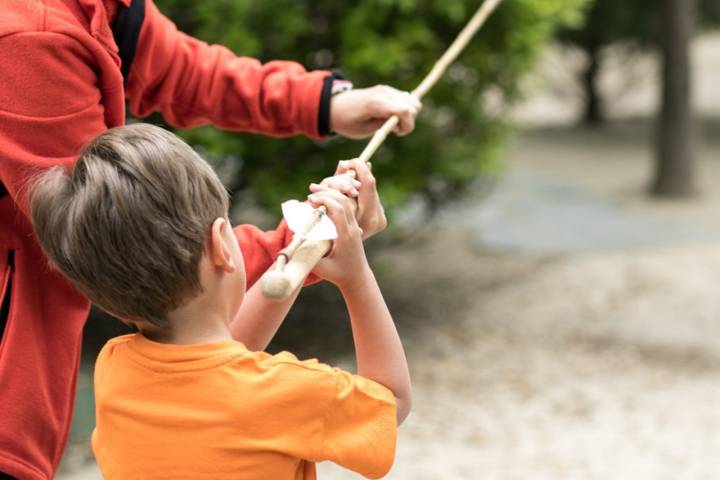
705, 0, 720, 26
156, 0, 586, 216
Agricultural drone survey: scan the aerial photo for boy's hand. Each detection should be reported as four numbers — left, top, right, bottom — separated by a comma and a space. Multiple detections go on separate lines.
309, 159, 387, 239
330, 85, 422, 139
310, 172, 361, 199
307, 188, 369, 290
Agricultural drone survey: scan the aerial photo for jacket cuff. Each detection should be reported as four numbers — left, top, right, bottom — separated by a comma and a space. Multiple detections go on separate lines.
317, 72, 348, 137
317, 74, 335, 136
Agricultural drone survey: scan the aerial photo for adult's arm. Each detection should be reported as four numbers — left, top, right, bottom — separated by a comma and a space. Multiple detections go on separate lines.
0, 31, 108, 216
233, 221, 318, 290
125, 0, 329, 139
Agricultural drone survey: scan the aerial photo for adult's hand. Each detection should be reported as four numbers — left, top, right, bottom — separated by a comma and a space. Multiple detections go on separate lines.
310, 159, 387, 239
329, 85, 422, 139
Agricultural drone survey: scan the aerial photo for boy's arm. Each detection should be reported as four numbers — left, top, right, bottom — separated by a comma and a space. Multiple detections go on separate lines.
340, 267, 412, 424
229, 281, 300, 351
309, 190, 412, 424
233, 160, 388, 341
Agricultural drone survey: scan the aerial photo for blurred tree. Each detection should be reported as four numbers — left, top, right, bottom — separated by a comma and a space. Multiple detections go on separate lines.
558, 0, 716, 126
558, 0, 720, 197
556, 0, 656, 125
154, 0, 587, 217
652, 0, 696, 196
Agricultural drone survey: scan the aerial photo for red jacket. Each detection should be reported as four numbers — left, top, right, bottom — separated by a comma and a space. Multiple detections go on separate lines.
0, 1, 329, 478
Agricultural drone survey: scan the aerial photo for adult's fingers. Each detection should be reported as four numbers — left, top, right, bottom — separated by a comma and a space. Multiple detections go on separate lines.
393, 107, 415, 136
376, 85, 422, 111
377, 86, 421, 136
405, 91, 422, 111
368, 87, 420, 136
370, 99, 416, 136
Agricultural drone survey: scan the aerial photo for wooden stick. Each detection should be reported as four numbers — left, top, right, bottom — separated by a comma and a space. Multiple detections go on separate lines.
358, 0, 505, 162
262, 0, 505, 300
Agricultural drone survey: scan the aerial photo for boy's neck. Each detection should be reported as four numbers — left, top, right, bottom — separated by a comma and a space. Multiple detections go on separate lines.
142, 300, 234, 345
143, 321, 233, 345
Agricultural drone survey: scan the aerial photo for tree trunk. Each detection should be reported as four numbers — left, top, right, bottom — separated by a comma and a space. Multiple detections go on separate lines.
651, 0, 696, 197
582, 44, 604, 126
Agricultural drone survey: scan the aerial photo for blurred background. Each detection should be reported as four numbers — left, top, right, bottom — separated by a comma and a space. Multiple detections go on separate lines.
60, 0, 720, 478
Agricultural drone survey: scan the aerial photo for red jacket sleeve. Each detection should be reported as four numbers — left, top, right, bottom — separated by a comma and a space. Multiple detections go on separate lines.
235, 220, 319, 289
0, 31, 109, 217
125, 0, 329, 139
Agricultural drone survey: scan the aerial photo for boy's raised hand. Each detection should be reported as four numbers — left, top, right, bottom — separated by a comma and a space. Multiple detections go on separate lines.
309, 159, 387, 239
310, 171, 361, 198
307, 188, 369, 290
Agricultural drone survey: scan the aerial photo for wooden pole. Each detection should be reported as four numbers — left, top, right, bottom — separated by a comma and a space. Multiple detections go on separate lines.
262, 0, 505, 300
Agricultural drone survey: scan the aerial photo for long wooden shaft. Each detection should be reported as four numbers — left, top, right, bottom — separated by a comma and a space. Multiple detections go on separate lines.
357, 0, 504, 163
262, 0, 505, 300
412, 0, 504, 99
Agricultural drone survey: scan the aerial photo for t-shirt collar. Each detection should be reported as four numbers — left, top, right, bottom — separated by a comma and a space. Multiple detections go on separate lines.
127, 333, 244, 366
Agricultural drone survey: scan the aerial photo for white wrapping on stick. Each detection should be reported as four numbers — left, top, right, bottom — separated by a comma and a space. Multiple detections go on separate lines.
281, 200, 337, 241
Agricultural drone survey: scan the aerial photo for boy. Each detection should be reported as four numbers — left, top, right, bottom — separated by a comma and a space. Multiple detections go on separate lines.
29, 124, 411, 479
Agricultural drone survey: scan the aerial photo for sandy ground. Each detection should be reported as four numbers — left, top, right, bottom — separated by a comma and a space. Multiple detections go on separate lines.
59, 36, 720, 480
342, 166, 720, 479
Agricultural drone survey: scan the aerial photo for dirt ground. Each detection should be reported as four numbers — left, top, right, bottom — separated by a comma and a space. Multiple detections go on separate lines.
324, 131, 720, 480
59, 36, 720, 480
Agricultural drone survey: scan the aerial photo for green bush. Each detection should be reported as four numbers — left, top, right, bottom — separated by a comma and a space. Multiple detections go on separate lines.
156, 0, 587, 215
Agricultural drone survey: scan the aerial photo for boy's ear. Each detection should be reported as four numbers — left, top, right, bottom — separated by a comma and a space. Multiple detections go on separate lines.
209, 218, 236, 273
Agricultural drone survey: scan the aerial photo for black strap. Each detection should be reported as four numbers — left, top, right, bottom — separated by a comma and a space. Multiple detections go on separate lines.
0, 182, 6, 200
318, 72, 346, 136
112, 0, 146, 85
0, 251, 14, 345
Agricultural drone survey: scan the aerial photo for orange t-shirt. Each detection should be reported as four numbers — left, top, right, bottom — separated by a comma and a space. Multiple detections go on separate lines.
91, 334, 397, 479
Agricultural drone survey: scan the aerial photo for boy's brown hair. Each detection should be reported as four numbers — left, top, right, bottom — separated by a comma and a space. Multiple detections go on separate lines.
29, 123, 229, 328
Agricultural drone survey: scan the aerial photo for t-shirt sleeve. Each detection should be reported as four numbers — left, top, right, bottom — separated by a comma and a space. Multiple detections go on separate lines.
316, 369, 398, 479
255, 352, 397, 478
257, 352, 397, 478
